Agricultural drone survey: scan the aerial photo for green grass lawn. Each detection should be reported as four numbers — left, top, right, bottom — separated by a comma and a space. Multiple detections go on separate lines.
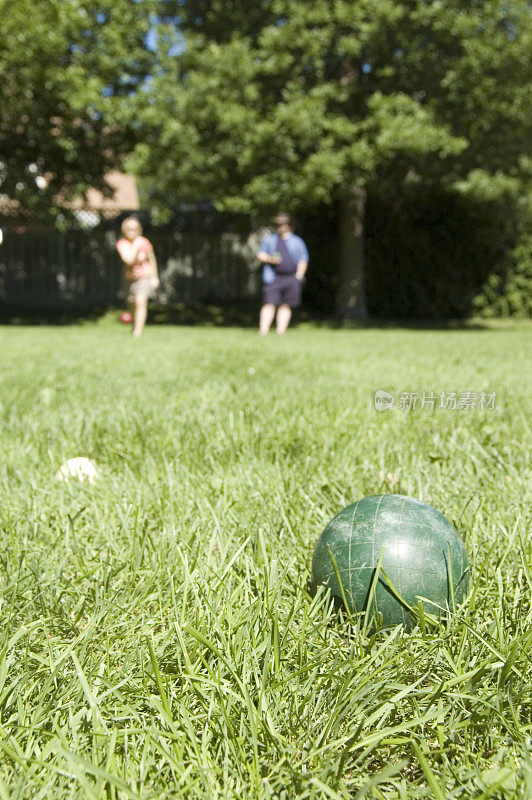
0, 320, 531, 799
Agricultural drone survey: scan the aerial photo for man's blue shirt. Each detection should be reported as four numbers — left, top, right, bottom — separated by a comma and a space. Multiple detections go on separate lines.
258, 233, 309, 264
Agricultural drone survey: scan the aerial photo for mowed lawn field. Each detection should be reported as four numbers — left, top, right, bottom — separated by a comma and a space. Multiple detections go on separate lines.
0, 320, 531, 800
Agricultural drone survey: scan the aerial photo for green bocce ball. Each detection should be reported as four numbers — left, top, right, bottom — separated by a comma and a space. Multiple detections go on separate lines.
311, 494, 469, 629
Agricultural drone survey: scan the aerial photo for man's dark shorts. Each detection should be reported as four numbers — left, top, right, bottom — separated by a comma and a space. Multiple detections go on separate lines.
262, 274, 302, 308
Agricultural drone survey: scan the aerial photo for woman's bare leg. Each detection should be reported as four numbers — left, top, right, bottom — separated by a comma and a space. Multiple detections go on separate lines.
133, 295, 148, 337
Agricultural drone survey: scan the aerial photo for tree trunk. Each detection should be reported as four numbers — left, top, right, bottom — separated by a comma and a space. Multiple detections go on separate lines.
335, 182, 368, 319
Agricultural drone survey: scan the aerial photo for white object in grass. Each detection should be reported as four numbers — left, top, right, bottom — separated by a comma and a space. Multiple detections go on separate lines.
56, 457, 98, 484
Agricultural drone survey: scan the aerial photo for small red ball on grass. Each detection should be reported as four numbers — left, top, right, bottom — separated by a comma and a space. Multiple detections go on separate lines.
120, 311, 133, 324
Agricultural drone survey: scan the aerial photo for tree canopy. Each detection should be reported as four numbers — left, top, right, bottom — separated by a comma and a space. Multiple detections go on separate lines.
0, 0, 157, 220
133, 0, 532, 315
1, 0, 530, 314
136, 1, 531, 203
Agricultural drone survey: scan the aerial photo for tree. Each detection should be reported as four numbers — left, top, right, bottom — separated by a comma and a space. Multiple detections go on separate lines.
134, 0, 532, 317
0, 0, 158, 222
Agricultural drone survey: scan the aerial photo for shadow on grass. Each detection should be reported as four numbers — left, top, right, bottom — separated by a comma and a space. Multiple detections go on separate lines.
0, 302, 520, 330
0, 302, 262, 328
311, 316, 494, 331
149, 302, 260, 327
0, 306, 109, 326
147, 304, 526, 330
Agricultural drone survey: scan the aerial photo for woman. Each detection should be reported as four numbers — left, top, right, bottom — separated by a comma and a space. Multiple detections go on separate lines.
116, 217, 159, 337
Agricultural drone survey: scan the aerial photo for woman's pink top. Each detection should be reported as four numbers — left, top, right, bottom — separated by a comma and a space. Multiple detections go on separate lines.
116, 236, 154, 280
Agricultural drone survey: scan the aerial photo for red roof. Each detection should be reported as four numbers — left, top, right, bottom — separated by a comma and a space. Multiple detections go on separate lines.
71, 172, 140, 212
0, 172, 140, 220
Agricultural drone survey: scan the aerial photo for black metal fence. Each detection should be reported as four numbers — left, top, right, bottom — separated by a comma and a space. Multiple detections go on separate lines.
0, 211, 259, 310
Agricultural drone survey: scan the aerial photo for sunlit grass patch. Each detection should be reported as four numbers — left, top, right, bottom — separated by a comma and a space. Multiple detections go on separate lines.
0, 323, 530, 798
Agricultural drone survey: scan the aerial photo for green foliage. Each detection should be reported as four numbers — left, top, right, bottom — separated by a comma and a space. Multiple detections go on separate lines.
305, 170, 531, 320
133, 0, 532, 217
132, 0, 531, 318
0, 323, 530, 797
171, 0, 277, 43
364, 191, 529, 319
0, 0, 157, 220
472, 180, 532, 318
301, 191, 532, 319
473, 233, 532, 318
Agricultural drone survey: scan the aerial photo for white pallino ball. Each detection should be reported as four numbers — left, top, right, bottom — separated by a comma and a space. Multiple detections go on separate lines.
56, 457, 98, 484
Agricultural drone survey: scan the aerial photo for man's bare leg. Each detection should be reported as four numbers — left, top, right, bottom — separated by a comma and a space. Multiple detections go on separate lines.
276, 304, 292, 334
259, 303, 276, 335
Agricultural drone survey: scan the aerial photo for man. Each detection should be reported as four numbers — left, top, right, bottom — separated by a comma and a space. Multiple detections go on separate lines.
257, 212, 309, 335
